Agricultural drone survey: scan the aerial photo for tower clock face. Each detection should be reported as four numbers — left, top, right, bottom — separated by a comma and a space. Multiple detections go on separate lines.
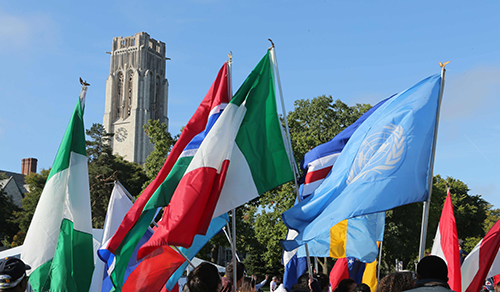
115, 127, 128, 142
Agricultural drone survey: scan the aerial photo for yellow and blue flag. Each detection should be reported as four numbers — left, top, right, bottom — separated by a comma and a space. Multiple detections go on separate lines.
282, 74, 442, 249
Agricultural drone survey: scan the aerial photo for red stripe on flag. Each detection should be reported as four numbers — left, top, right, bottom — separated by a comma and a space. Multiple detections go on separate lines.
138, 160, 231, 258
465, 219, 500, 292
304, 166, 332, 184
439, 188, 461, 292
329, 258, 349, 290
107, 63, 229, 254
123, 246, 184, 292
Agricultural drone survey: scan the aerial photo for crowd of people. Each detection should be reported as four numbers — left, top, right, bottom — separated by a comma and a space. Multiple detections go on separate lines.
0, 255, 495, 292
180, 255, 462, 292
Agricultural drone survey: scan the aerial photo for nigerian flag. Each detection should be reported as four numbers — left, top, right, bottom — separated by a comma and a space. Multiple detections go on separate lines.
22, 85, 94, 292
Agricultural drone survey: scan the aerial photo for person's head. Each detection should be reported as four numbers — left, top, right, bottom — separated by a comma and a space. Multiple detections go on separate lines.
314, 273, 330, 292
291, 273, 310, 292
225, 261, 245, 287
495, 280, 500, 292
335, 279, 356, 292
272, 276, 277, 282
416, 256, 448, 282
241, 277, 256, 292
187, 262, 222, 292
376, 272, 414, 292
354, 283, 371, 292
0, 257, 31, 292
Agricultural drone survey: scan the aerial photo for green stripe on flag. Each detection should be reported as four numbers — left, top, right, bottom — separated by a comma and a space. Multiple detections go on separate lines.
48, 97, 87, 180
233, 51, 294, 194
30, 219, 94, 292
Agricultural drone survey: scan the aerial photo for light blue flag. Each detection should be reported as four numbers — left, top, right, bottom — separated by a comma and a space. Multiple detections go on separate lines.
282, 74, 442, 247
165, 213, 229, 291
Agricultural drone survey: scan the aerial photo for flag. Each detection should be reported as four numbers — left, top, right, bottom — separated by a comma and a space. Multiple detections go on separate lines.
164, 214, 229, 291
329, 256, 379, 292
431, 186, 461, 292
138, 49, 294, 256
103, 62, 230, 291
282, 74, 442, 248
97, 182, 154, 292
21, 85, 94, 292
461, 218, 500, 292
282, 98, 390, 290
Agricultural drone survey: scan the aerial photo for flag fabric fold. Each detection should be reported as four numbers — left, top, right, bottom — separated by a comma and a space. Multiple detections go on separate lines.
164, 214, 229, 291
104, 63, 230, 291
97, 182, 154, 292
431, 186, 461, 292
138, 50, 294, 257
282, 99, 389, 289
21, 86, 94, 292
282, 74, 442, 248
329, 255, 379, 292
461, 218, 500, 292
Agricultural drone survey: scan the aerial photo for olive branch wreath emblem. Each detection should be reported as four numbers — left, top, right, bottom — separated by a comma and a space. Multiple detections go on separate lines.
347, 124, 405, 185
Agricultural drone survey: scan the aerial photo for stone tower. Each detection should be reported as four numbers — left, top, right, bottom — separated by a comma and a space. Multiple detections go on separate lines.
103, 32, 168, 165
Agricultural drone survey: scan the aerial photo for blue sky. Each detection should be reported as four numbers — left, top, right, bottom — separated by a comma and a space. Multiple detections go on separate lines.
1, 1, 499, 207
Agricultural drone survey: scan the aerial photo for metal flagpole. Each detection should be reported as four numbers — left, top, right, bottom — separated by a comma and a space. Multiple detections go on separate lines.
114, 180, 197, 269
377, 241, 383, 282
223, 227, 241, 262
227, 53, 239, 292
418, 61, 449, 260
268, 40, 313, 276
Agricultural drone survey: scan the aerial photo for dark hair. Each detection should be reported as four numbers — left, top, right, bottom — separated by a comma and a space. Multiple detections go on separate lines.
314, 273, 330, 292
241, 276, 256, 292
376, 272, 414, 292
354, 283, 371, 292
225, 261, 246, 282
291, 273, 310, 292
417, 256, 448, 282
187, 262, 222, 292
335, 279, 356, 292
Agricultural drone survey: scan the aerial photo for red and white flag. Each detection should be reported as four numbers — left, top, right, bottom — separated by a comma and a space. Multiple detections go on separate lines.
461, 218, 500, 292
431, 186, 461, 292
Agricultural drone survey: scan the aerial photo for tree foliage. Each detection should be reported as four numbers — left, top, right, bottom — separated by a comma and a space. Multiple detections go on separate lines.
143, 119, 177, 187
86, 123, 148, 228
0, 173, 21, 247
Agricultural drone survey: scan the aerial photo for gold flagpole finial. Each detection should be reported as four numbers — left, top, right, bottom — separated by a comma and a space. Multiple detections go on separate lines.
268, 39, 275, 50
439, 61, 451, 69
228, 51, 233, 62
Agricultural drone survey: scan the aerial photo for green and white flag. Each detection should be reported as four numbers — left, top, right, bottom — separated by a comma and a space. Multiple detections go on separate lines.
22, 85, 94, 292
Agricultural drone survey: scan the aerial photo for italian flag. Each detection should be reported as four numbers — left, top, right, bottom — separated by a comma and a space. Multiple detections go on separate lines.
137, 49, 294, 257
22, 86, 94, 292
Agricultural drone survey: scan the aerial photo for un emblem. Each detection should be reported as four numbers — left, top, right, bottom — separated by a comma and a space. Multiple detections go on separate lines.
347, 124, 406, 185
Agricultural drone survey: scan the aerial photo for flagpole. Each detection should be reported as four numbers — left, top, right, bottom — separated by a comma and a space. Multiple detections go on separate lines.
113, 180, 197, 269
227, 53, 239, 292
223, 227, 241, 262
377, 241, 383, 282
418, 61, 449, 260
268, 40, 313, 276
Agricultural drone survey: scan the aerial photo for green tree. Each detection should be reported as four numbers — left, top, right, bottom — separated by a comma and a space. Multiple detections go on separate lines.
143, 119, 177, 187
0, 173, 21, 247
7, 169, 51, 247
382, 175, 490, 273
86, 123, 148, 228
240, 96, 371, 275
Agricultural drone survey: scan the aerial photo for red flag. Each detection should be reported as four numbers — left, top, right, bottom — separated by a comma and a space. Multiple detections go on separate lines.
329, 258, 349, 290
106, 63, 229, 255
431, 186, 461, 292
123, 246, 185, 292
462, 218, 500, 292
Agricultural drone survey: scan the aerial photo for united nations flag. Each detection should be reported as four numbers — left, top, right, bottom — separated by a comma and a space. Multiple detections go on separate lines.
282, 74, 442, 248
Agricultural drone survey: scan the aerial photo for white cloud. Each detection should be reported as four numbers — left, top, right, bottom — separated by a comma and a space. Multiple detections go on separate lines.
441, 66, 500, 121
0, 9, 57, 53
